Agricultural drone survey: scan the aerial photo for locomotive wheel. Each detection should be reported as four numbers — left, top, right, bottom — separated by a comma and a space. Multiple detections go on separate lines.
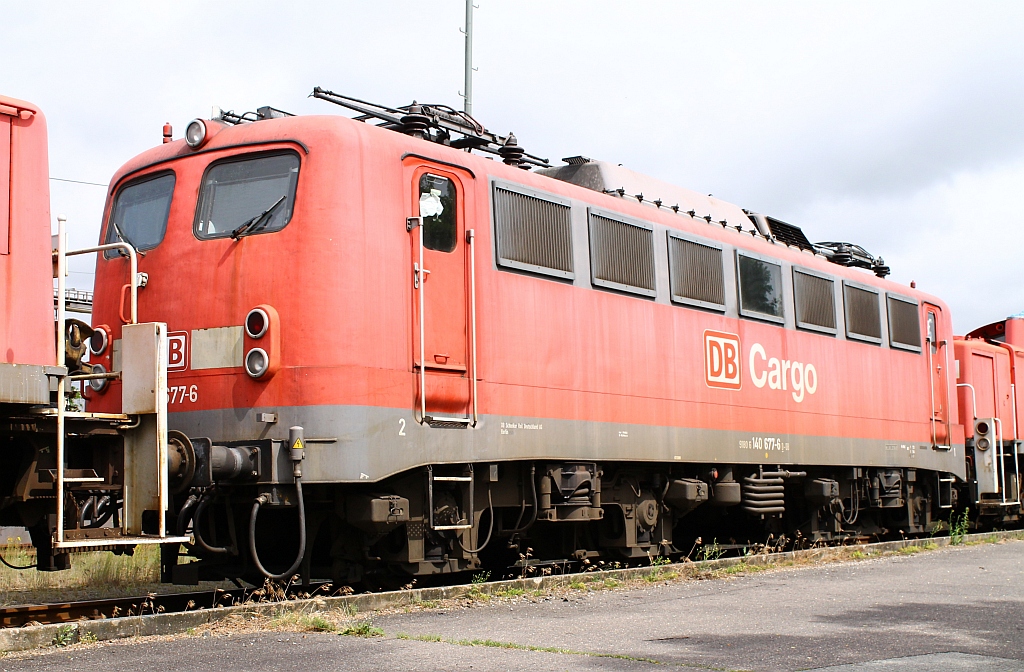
167, 430, 196, 495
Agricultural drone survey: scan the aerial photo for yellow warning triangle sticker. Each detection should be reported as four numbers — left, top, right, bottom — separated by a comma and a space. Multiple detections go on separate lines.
294, 439, 304, 450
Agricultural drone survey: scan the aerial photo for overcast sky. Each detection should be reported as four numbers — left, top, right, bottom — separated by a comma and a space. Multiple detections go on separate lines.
5, 1, 1023, 333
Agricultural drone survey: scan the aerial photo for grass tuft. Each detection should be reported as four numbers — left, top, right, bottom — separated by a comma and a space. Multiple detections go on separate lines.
340, 621, 384, 638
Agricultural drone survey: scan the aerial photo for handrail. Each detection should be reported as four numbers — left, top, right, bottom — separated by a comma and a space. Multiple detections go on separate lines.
55, 216, 67, 544
467, 229, 478, 427
927, 339, 937, 446
957, 383, 977, 420
65, 242, 139, 324
408, 216, 427, 423
1013, 384, 1019, 443
942, 340, 953, 447
994, 417, 1004, 500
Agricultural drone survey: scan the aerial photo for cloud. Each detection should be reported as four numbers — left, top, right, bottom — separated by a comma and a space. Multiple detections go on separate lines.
3, 1, 1023, 333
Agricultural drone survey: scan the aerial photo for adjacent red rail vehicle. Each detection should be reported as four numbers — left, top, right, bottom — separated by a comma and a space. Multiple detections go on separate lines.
1, 90, 1019, 584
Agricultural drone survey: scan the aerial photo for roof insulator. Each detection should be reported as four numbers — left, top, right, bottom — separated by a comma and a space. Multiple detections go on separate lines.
498, 133, 525, 166
401, 101, 430, 139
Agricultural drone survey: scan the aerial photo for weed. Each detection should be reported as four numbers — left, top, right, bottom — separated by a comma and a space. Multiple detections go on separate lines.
340, 621, 384, 638
648, 554, 671, 567
643, 569, 663, 583
898, 546, 922, 555
397, 633, 441, 642
698, 539, 724, 561
79, 631, 98, 644
471, 571, 491, 584
302, 615, 337, 632
950, 509, 970, 545
493, 587, 524, 598
52, 625, 76, 647
271, 611, 338, 632
603, 578, 619, 589
569, 579, 586, 590
417, 600, 438, 609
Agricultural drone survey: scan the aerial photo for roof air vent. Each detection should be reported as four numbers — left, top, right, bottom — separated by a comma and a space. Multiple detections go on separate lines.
562, 156, 592, 165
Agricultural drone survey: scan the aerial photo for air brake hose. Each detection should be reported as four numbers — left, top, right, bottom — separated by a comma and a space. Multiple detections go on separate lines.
193, 490, 232, 554
455, 486, 494, 554
510, 463, 539, 534
248, 478, 306, 581
249, 426, 307, 581
176, 491, 201, 536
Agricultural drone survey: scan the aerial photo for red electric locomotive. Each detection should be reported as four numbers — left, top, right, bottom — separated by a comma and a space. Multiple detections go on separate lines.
0, 90, 1018, 584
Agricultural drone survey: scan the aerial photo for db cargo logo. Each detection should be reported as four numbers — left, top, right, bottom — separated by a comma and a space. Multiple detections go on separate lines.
704, 330, 741, 390
167, 331, 189, 372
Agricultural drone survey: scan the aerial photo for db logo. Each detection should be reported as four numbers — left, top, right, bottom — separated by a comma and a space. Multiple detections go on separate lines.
168, 331, 189, 372
704, 330, 741, 390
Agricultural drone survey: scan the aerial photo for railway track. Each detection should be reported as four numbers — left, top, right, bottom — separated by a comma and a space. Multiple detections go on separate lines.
0, 583, 334, 628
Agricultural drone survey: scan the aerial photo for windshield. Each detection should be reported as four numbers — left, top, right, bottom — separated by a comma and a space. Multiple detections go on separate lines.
103, 172, 175, 258
194, 152, 300, 239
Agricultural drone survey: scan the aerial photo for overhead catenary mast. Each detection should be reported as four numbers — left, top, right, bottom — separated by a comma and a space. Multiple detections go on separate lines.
462, 0, 474, 115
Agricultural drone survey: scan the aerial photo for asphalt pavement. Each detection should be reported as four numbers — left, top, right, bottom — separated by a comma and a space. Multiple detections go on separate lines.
6, 540, 1024, 672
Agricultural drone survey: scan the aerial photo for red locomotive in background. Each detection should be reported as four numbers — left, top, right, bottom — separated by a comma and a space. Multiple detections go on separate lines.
0, 90, 1019, 585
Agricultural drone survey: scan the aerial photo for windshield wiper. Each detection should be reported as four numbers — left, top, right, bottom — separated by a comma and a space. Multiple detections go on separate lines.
230, 195, 287, 240
111, 222, 144, 257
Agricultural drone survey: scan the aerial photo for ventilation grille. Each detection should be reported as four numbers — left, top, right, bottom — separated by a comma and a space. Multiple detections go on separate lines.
887, 296, 922, 351
494, 186, 573, 279
845, 284, 882, 342
668, 235, 725, 309
794, 270, 836, 332
589, 212, 656, 296
766, 217, 814, 251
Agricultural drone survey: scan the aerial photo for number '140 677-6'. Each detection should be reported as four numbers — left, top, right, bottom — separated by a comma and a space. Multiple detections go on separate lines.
169, 385, 198, 404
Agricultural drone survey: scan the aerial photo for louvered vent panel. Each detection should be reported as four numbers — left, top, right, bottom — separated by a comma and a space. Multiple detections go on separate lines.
668, 236, 725, 308
888, 296, 922, 350
794, 270, 836, 331
845, 284, 882, 341
494, 187, 573, 278
589, 213, 656, 295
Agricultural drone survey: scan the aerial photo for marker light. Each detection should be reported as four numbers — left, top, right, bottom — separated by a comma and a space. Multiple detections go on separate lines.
89, 327, 109, 355
245, 307, 269, 339
185, 119, 207, 148
245, 348, 269, 379
89, 363, 109, 393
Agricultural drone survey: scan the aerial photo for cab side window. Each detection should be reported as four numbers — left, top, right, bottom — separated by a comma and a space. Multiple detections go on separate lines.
419, 174, 457, 253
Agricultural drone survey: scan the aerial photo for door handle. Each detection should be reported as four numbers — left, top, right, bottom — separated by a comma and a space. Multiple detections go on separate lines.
413, 263, 430, 289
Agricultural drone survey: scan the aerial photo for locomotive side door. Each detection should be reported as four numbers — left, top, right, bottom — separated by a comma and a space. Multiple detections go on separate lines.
925, 303, 951, 447
407, 164, 474, 424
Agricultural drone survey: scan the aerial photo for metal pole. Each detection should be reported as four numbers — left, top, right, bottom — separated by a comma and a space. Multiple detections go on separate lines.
56, 215, 67, 545
463, 0, 473, 116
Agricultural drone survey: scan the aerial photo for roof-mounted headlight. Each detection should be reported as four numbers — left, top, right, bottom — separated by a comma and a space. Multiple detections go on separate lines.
185, 119, 207, 148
